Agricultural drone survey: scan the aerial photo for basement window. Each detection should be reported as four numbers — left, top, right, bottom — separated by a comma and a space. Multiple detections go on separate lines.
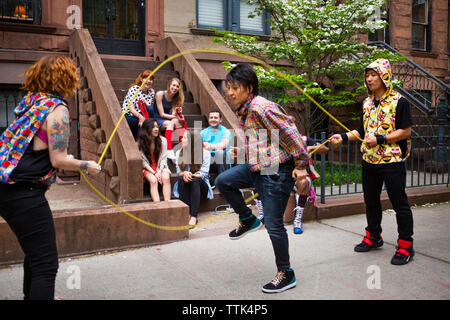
0, 0, 41, 24
0, 87, 25, 135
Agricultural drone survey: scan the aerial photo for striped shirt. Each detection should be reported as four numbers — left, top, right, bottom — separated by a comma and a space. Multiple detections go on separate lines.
237, 95, 309, 172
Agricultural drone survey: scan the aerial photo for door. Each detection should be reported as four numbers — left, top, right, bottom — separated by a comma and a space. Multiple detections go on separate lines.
83, 0, 146, 56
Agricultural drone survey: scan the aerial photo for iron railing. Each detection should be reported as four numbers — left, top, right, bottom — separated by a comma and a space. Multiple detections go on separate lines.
368, 41, 449, 113
311, 117, 449, 204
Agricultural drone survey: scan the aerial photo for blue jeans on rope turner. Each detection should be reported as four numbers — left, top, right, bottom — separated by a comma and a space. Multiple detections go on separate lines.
215, 159, 295, 271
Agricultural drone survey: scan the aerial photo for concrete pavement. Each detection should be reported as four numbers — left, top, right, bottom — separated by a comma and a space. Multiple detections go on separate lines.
0, 202, 449, 300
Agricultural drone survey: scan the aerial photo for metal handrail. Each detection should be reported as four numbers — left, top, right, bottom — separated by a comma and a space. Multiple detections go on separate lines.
368, 41, 450, 92
396, 86, 433, 114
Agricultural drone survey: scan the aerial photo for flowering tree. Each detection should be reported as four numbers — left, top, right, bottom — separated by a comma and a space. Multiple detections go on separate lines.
214, 0, 403, 134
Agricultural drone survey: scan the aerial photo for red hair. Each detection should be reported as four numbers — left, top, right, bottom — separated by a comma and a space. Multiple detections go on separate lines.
22, 55, 79, 98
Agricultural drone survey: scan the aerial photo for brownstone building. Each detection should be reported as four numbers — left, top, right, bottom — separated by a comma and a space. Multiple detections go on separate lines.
0, 0, 449, 264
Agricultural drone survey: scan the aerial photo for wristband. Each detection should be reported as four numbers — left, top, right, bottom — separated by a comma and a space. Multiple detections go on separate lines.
340, 133, 348, 142
376, 134, 386, 145
80, 161, 89, 174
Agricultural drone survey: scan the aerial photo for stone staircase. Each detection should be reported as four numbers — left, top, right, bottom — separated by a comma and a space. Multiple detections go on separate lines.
102, 56, 252, 212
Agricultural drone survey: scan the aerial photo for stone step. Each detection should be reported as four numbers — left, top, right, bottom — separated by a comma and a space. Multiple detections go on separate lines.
105, 67, 178, 81
110, 78, 169, 93
0, 200, 189, 265
114, 89, 195, 105
101, 58, 173, 71
142, 183, 255, 214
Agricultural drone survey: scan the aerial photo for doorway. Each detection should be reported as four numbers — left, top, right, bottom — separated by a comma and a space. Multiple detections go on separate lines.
83, 0, 146, 56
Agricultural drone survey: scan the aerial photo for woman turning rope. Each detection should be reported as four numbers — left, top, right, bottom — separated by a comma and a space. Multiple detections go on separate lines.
0, 55, 101, 299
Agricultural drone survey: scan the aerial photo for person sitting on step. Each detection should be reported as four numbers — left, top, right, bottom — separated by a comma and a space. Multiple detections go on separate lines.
138, 118, 171, 202
154, 78, 187, 161
173, 131, 214, 226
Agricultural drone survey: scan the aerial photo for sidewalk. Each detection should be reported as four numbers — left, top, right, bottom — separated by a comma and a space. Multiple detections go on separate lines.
0, 202, 449, 300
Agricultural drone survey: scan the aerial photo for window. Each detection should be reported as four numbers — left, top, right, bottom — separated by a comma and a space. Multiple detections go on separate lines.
412, 0, 431, 51
368, 5, 389, 44
0, 0, 41, 24
0, 87, 25, 135
197, 0, 270, 35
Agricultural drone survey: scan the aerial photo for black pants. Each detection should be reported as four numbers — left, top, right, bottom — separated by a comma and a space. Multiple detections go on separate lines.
177, 177, 208, 217
362, 161, 414, 242
0, 183, 59, 300
209, 149, 229, 176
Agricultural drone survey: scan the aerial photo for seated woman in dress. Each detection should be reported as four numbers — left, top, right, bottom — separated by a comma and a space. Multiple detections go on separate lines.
137, 118, 171, 202
154, 77, 187, 160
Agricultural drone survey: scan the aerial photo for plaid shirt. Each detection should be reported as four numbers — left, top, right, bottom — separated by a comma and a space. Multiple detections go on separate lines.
237, 95, 309, 172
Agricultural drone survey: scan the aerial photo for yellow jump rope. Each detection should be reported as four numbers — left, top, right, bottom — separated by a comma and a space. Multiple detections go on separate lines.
80, 48, 365, 231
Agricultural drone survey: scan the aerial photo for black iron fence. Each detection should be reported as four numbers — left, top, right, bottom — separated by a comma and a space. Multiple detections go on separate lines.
310, 97, 449, 204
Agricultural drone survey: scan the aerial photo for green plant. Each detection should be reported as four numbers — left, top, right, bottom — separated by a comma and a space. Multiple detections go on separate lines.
313, 162, 362, 186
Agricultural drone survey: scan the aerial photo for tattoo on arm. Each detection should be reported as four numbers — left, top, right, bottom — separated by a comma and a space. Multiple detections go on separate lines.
49, 108, 70, 152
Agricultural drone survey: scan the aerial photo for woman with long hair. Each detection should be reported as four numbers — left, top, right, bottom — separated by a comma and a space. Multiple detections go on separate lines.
138, 118, 171, 202
0, 55, 101, 299
122, 70, 156, 139
154, 77, 188, 160
173, 131, 213, 226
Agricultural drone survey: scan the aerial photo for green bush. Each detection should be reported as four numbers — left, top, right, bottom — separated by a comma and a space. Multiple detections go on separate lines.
313, 162, 362, 186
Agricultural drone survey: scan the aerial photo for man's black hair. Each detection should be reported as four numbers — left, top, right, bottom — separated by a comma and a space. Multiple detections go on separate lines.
209, 109, 222, 118
226, 63, 259, 96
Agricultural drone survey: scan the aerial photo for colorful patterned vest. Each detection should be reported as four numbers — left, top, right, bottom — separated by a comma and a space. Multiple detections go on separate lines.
360, 90, 411, 164
0, 92, 67, 186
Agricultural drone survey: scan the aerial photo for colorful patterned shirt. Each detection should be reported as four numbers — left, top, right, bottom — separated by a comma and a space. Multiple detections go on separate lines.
236, 94, 309, 172
0, 92, 66, 186
359, 58, 412, 164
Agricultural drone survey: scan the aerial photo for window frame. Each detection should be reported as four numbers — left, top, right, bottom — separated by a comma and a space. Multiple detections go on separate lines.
0, 85, 25, 136
196, 0, 271, 36
0, 0, 41, 25
411, 0, 431, 52
368, 4, 390, 44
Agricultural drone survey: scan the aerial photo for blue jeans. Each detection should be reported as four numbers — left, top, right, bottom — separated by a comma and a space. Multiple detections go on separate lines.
125, 106, 155, 139
215, 160, 295, 270
125, 114, 139, 139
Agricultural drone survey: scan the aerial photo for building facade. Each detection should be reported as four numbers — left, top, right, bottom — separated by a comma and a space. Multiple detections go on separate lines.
1, 0, 449, 134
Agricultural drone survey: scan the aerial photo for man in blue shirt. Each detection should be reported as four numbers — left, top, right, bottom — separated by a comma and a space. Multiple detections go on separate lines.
201, 110, 232, 183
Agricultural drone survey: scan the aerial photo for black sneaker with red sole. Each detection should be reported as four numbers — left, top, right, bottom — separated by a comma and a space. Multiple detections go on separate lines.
391, 239, 414, 265
354, 230, 384, 252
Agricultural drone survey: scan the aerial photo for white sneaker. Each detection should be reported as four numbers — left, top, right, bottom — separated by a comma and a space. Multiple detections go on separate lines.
256, 199, 264, 223
293, 206, 304, 234
167, 150, 176, 160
